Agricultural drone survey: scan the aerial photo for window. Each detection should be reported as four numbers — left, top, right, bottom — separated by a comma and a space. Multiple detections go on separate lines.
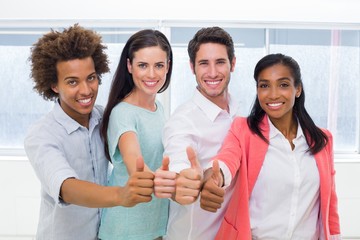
0, 22, 359, 158
269, 29, 360, 153
0, 26, 149, 152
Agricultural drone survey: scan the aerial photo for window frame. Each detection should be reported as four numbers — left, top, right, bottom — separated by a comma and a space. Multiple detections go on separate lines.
0, 19, 359, 163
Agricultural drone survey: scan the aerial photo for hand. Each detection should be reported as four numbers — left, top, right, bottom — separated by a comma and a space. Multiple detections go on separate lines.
154, 156, 177, 198
120, 156, 155, 207
175, 146, 203, 205
200, 160, 225, 212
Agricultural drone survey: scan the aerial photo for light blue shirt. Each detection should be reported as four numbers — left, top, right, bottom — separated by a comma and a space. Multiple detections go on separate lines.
99, 100, 168, 240
24, 101, 108, 240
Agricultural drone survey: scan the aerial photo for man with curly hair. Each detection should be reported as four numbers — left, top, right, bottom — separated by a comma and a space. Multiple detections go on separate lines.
24, 24, 155, 240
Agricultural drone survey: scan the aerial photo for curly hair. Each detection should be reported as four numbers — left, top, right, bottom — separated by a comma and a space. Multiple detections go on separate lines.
29, 23, 110, 101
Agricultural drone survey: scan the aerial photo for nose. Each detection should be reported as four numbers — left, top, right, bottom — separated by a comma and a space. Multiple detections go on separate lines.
148, 66, 156, 78
268, 86, 279, 99
79, 81, 91, 95
207, 63, 217, 78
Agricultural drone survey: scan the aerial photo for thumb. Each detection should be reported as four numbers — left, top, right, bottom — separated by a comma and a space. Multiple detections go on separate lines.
186, 146, 201, 170
212, 160, 221, 186
136, 156, 145, 172
161, 156, 170, 171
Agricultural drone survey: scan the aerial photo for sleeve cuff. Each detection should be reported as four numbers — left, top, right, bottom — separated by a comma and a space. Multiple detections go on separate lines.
51, 171, 78, 207
329, 234, 342, 240
205, 160, 232, 189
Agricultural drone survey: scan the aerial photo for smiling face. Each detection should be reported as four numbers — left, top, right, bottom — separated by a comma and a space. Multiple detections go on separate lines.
52, 57, 98, 127
191, 42, 235, 106
127, 46, 169, 98
257, 63, 302, 124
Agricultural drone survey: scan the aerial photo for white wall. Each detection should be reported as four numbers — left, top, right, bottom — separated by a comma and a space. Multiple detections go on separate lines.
1, 0, 360, 24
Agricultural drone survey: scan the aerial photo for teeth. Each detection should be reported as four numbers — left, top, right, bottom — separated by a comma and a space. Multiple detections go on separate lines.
78, 98, 91, 104
206, 81, 220, 85
144, 81, 157, 86
268, 103, 282, 107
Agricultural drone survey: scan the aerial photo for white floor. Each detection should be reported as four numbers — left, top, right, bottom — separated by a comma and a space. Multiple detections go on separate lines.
1, 159, 359, 239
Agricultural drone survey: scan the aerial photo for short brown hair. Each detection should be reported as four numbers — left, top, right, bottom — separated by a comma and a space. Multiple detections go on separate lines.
188, 26, 235, 65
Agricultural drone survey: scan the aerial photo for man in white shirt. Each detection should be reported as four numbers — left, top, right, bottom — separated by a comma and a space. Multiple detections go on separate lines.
154, 26, 240, 240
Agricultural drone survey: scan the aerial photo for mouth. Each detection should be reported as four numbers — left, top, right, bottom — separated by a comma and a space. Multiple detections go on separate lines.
143, 81, 158, 87
77, 97, 93, 106
204, 79, 222, 87
267, 102, 284, 109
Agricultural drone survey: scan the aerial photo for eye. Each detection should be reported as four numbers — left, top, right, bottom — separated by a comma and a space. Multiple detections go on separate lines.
155, 63, 165, 69
88, 75, 97, 81
67, 79, 77, 86
258, 83, 268, 88
280, 83, 290, 88
138, 63, 147, 69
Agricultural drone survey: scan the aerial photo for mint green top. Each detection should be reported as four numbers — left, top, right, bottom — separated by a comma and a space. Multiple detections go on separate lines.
98, 100, 168, 240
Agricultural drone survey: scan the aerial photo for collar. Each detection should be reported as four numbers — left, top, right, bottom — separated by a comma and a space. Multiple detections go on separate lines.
268, 115, 304, 140
53, 100, 102, 134
193, 89, 238, 122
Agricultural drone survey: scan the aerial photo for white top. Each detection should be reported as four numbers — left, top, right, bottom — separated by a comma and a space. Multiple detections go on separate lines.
163, 89, 240, 240
222, 117, 321, 239
250, 118, 320, 239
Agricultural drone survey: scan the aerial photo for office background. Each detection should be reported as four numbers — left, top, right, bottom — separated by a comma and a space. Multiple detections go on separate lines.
0, 0, 359, 239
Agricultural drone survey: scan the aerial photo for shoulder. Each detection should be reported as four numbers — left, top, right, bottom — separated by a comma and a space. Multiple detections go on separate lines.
93, 104, 104, 118
231, 116, 249, 128
155, 99, 164, 111
319, 128, 333, 147
167, 101, 197, 122
109, 102, 136, 118
25, 111, 63, 145
320, 128, 332, 138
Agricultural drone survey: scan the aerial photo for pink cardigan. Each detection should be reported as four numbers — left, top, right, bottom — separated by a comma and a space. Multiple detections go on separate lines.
215, 116, 341, 240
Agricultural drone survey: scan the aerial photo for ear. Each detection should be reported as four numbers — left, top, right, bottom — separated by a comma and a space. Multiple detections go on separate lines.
296, 84, 302, 98
189, 60, 195, 75
127, 58, 132, 74
166, 59, 171, 73
230, 56, 236, 72
51, 84, 59, 93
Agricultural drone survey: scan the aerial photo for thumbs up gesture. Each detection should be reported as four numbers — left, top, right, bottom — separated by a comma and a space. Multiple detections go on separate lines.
200, 160, 225, 212
154, 156, 177, 198
175, 146, 203, 205
120, 156, 155, 207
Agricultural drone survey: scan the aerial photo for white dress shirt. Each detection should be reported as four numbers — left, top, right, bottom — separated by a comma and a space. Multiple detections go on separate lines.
163, 89, 240, 240
249, 118, 321, 239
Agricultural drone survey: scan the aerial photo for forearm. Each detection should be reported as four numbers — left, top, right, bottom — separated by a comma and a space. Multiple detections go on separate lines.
60, 178, 120, 208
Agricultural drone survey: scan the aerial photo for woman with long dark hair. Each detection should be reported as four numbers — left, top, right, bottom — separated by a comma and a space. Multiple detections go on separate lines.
201, 53, 341, 240
99, 29, 173, 240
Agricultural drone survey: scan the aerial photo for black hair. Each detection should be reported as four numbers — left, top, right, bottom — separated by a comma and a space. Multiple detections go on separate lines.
248, 53, 328, 154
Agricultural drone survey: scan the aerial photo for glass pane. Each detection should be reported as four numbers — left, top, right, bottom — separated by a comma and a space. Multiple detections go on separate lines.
0, 27, 143, 149
0, 35, 54, 148
269, 29, 360, 153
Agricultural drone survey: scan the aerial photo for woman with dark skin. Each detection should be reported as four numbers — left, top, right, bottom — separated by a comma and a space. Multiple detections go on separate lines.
201, 53, 341, 240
